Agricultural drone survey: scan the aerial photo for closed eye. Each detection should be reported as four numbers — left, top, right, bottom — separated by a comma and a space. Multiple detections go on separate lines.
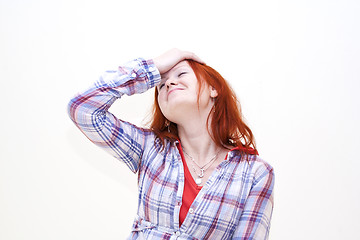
159, 83, 165, 89
178, 72, 187, 77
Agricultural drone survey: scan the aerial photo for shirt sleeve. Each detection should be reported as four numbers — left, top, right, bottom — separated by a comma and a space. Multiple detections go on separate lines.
232, 162, 275, 240
67, 58, 161, 173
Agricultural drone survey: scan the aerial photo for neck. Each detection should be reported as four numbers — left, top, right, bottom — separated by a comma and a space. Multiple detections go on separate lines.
178, 121, 220, 166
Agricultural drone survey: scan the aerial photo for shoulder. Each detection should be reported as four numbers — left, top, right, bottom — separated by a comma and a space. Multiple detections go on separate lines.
140, 135, 175, 162
229, 150, 273, 169
250, 155, 274, 176
228, 151, 274, 183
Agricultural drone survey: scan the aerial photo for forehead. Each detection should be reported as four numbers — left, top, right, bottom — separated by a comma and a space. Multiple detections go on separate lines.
161, 60, 192, 78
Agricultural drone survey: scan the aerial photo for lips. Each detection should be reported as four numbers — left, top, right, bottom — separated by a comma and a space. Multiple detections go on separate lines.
167, 88, 184, 97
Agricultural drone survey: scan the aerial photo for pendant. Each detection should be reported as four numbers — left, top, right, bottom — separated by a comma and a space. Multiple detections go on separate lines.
195, 178, 202, 185
199, 169, 204, 178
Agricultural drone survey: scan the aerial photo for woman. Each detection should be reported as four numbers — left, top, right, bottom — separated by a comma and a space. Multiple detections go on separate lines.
68, 49, 274, 239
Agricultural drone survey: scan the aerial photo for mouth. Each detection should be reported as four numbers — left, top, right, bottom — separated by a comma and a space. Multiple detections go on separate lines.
167, 88, 184, 97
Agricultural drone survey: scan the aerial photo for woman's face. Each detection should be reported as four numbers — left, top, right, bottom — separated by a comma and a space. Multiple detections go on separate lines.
157, 61, 217, 123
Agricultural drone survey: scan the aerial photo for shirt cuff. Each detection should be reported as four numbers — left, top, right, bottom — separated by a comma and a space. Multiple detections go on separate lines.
143, 59, 161, 89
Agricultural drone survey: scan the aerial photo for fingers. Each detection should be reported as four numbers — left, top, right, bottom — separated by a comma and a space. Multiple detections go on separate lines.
183, 51, 205, 64
153, 48, 204, 74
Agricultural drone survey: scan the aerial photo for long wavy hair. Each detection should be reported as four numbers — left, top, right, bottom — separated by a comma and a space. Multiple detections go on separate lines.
149, 60, 256, 153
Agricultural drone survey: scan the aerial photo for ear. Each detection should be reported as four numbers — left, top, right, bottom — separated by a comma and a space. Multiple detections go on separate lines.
209, 86, 218, 98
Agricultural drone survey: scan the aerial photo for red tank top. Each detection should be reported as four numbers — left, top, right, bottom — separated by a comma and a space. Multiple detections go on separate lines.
176, 144, 258, 226
177, 144, 202, 225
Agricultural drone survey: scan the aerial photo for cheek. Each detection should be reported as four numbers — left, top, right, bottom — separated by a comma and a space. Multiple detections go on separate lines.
157, 93, 167, 112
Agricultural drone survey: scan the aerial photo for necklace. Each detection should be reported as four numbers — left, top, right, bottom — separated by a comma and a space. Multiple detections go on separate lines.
183, 148, 220, 186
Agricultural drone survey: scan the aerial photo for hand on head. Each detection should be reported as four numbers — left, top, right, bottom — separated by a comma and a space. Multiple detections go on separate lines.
153, 48, 204, 74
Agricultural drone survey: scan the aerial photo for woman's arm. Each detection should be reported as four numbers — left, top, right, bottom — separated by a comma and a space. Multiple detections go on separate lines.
232, 162, 275, 239
68, 49, 203, 173
67, 58, 160, 173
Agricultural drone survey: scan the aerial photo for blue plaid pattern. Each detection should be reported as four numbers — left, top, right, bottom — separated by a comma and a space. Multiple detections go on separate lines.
68, 58, 275, 239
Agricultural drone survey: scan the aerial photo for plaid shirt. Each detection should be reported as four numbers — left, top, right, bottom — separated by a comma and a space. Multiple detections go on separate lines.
68, 58, 275, 239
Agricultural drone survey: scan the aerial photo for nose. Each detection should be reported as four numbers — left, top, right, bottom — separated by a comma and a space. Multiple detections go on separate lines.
165, 78, 178, 89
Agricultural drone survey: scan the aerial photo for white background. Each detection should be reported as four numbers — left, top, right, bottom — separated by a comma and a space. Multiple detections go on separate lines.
1, 0, 359, 239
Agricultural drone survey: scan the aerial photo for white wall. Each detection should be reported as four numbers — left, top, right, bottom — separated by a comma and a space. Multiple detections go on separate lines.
1, 0, 359, 239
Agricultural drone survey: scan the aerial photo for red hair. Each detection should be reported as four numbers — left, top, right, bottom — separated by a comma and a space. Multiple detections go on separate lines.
150, 60, 256, 153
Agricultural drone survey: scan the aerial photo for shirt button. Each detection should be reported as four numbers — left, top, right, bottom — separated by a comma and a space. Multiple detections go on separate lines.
131, 73, 136, 77
174, 231, 180, 236
149, 67, 154, 71
189, 208, 194, 214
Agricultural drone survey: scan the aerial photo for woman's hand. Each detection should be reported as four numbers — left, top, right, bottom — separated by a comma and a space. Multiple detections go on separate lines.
153, 48, 204, 74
